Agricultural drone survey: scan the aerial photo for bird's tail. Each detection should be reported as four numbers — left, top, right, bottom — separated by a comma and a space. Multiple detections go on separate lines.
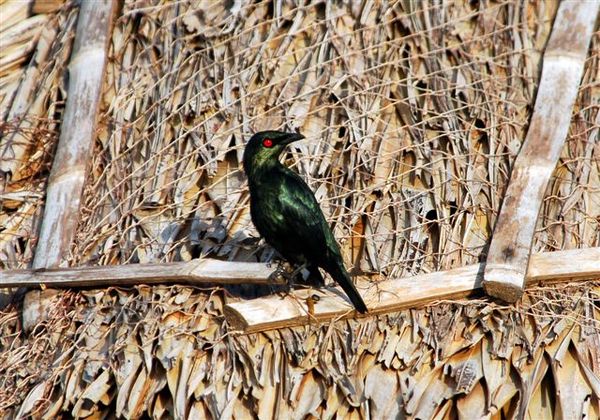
327, 262, 368, 313
307, 264, 325, 287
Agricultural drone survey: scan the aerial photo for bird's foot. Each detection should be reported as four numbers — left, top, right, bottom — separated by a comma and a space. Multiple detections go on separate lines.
287, 263, 307, 282
268, 261, 296, 293
268, 265, 292, 285
267, 259, 295, 283
268, 262, 307, 299
267, 268, 292, 299
266, 256, 288, 269
275, 285, 293, 299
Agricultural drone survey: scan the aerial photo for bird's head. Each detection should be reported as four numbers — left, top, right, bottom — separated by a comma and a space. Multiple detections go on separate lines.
243, 130, 305, 174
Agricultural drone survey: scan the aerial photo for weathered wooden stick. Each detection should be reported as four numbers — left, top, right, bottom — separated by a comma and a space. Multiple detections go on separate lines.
225, 247, 600, 333
1, 259, 282, 288
482, 1, 599, 303
32, 0, 116, 269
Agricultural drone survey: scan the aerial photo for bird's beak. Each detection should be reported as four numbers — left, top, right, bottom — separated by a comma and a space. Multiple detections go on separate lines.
282, 132, 305, 145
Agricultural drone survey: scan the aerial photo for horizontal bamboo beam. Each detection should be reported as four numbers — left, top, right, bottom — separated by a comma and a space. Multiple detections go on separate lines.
1, 259, 282, 288
224, 248, 600, 333
2, 248, 598, 332
482, 1, 599, 303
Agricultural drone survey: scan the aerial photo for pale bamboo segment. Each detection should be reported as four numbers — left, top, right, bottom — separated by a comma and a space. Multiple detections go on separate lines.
225, 247, 600, 333
32, 0, 116, 268
483, 1, 599, 302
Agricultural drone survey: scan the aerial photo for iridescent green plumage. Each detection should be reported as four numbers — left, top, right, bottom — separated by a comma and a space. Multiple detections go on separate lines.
243, 131, 367, 313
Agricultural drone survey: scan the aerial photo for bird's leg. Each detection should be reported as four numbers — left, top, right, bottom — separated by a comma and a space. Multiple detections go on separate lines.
266, 255, 286, 269
268, 260, 295, 289
268, 262, 307, 298
287, 263, 308, 284
267, 270, 291, 297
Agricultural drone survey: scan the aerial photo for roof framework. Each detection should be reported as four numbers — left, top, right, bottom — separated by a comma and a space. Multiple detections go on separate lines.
0, 0, 599, 418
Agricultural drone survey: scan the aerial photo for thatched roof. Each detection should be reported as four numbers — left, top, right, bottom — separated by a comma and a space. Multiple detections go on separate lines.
2, 282, 600, 418
1, 0, 599, 418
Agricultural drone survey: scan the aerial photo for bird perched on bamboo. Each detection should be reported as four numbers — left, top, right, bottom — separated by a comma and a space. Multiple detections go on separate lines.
243, 130, 368, 313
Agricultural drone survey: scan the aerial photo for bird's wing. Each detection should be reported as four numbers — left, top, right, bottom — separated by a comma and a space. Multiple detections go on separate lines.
279, 171, 367, 312
279, 172, 326, 229
277, 170, 336, 256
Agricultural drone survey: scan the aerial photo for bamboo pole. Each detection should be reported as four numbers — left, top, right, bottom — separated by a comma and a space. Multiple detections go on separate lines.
224, 247, 600, 333
1, 259, 282, 288
32, 0, 116, 269
482, 1, 599, 303
2, 247, 598, 323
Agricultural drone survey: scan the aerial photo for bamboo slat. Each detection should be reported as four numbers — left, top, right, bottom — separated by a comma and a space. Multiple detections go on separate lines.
225, 247, 600, 333
32, 0, 116, 269
483, 1, 599, 303
1, 258, 282, 288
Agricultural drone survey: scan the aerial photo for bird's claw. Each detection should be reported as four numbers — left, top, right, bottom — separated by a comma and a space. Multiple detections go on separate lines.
266, 256, 289, 269
268, 261, 311, 300
276, 286, 292, 299
268, 265, 295, 287
268, 267, 288, 283
267, 259, 295, 283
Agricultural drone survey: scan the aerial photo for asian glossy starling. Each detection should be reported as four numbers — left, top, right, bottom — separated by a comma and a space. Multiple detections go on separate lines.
243, 130, 368, 313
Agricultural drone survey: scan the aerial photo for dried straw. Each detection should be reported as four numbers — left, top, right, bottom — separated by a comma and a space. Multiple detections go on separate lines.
1, 0, 599, 417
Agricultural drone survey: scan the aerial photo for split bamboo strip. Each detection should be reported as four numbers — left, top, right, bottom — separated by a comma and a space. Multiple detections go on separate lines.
225, 247, 600, 333
483, 1, 599, 303
32, 0, 116, 268
1, 258, 281, 288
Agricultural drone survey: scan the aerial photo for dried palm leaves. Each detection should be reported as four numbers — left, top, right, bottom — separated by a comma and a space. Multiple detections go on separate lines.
1, 1, 77, 270
2, 283, 600, 418
1, 0, 599, 418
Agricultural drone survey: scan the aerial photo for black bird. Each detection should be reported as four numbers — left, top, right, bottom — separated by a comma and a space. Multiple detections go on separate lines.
243, 130, 368, 313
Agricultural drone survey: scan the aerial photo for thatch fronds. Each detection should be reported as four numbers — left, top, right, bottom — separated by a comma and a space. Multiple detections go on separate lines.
72, 0, 562, 277
0, 1, 78, 270
2, 282, 599, 418
1, 0, 599, 418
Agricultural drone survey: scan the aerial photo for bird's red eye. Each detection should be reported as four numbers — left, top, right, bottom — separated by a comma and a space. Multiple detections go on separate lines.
262, 138, 273, 148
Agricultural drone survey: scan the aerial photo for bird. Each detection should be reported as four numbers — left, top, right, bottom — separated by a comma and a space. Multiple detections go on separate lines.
243, 130, 368, 313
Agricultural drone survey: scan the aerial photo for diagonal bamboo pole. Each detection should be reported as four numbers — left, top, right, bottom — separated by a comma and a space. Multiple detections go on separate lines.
482, 1, 599, 303
224, 248, 600, 333
32, 0, 116, 269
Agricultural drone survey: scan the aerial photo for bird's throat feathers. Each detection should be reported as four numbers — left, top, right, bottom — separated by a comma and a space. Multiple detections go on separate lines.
246, 159, 292, 189
243, 130, 305, 187
244, 151, 282, 182
244, 153, 281, 176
